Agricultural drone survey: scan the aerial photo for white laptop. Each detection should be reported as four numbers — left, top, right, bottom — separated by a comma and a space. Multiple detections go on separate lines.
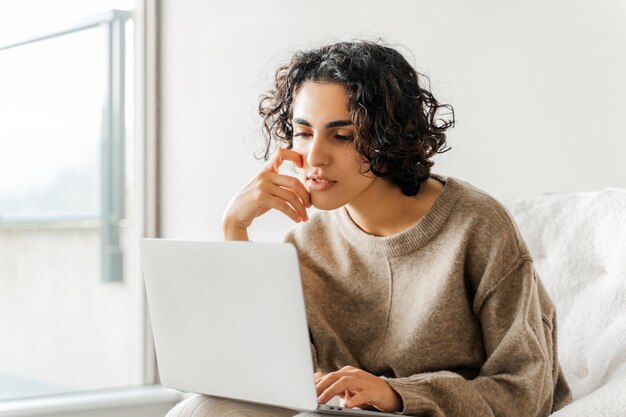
140, 238, 401, 416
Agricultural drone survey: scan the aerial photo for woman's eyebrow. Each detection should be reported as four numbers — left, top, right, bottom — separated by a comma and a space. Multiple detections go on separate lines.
292, 118, 353, 129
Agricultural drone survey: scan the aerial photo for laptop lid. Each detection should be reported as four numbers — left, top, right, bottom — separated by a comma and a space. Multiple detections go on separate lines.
140, 239, 318, 411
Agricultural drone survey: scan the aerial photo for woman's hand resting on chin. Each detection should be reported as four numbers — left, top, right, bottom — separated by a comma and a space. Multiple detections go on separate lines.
222, 148, 311, 240
314, 366, 403, 413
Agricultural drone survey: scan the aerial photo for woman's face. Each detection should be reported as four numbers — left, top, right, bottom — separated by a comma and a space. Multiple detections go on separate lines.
291, 81, 377, 210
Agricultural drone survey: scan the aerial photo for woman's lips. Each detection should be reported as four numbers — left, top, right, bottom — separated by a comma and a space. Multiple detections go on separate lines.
306, 178, 337, 191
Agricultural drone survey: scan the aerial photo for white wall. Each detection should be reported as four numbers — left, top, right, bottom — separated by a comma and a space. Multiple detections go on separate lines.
160, 0, 626, 242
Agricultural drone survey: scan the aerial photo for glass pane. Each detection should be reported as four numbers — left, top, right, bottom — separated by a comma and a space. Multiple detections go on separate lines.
0, 16, 142, 401
0, 28, 103, 221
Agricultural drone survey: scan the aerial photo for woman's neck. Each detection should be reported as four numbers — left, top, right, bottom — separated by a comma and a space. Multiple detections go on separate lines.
344, 177, 444, 237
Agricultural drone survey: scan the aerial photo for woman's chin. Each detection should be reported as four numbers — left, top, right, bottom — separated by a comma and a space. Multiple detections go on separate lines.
309, 197, 343, 211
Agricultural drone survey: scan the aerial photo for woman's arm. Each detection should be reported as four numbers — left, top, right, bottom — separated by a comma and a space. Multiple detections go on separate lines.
315, 257, 566, 416
378, 257, 563, 417
222, 218, 250, 241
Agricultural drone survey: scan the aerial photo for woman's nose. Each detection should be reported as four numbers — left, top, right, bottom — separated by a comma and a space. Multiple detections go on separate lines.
305, 135, 330, 167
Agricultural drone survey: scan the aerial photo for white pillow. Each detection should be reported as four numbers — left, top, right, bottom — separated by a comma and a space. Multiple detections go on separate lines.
498, 188, 626, 401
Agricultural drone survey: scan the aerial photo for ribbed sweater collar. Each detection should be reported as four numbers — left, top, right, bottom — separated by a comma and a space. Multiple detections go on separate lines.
332, 174, 462, 257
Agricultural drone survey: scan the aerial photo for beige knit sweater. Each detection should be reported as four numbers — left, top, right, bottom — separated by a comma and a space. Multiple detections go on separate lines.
281, 174, 572, 417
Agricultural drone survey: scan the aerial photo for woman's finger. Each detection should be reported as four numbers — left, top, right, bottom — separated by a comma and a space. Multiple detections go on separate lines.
316, 370, 355, 395
268, 172, 311, 208
264, 148, 304, 174
344, 391, 373, 409
265, 195, 303, 223
318, 376, 361, 404
339, 389, 356, 401
266, 184, 308, 220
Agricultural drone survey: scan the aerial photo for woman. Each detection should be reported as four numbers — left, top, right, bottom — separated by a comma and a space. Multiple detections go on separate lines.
169, 40, 572, 417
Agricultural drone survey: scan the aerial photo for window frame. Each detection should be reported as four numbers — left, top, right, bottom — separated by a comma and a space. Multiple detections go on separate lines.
0, 9, 130, 282
0, 1, 178, 414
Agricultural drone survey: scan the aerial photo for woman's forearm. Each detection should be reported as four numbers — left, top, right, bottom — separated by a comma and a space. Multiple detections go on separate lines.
222, 218, 250, 241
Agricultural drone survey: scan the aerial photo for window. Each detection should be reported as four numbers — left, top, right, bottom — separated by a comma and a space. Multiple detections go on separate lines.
0, 2, 145, 402
0, 27, 104, 222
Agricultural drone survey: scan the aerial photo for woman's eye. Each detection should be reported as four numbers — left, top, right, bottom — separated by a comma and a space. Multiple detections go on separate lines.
293, 132, 352, 142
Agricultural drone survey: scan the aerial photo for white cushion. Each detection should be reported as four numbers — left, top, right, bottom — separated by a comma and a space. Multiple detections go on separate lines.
499, 188, 626, 415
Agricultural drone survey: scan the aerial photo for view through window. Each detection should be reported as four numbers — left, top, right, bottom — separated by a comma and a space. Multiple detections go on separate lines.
0, 0, 144, 401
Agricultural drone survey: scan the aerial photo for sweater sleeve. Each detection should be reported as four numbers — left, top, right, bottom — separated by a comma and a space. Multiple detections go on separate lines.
381, 256, 557, 417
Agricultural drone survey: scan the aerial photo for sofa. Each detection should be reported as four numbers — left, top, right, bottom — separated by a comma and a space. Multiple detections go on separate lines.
499, 187, 626, 416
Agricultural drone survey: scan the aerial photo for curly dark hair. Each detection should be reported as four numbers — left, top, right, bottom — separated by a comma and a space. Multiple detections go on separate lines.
257, 39, 454, 196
